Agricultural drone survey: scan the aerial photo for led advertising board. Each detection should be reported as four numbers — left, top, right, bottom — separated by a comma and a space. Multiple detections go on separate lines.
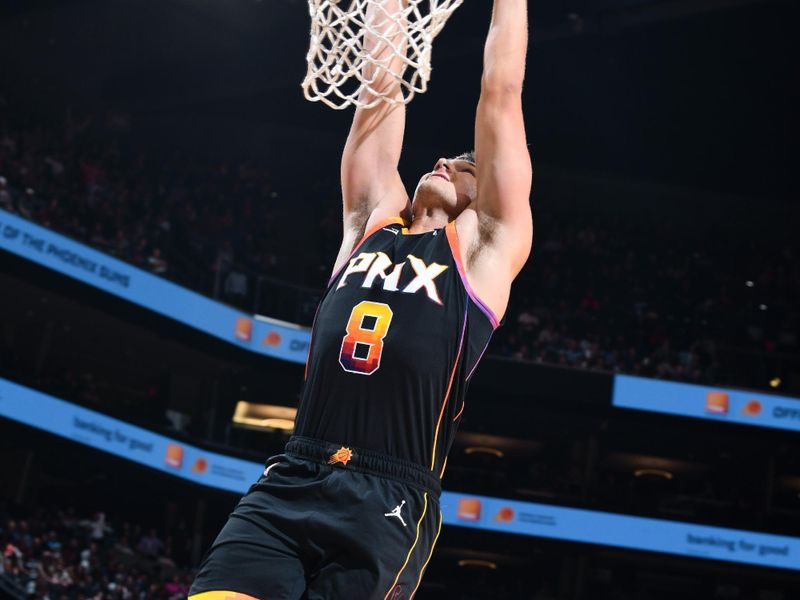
445, 492, 799, 571
0, 377, 263, 492
0, 209, 310, 364
613, 375, 800, 433
2, 377, 798, 571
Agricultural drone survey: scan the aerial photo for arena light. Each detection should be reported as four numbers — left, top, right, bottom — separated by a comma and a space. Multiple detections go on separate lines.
232, 402, 296, 431
259, 418, 296, 430
770, 378, 781, 388
634, 468, 674, 480
464, 446, 505, 458
457, 559, 497, 570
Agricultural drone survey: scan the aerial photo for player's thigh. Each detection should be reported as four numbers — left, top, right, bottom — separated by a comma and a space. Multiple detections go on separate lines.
305, 478, 441, 600
304, 515, 440, 600
189, 514, 306, 600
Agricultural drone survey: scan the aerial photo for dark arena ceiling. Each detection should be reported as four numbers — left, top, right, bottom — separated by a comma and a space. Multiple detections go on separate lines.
0, 0, 796, 200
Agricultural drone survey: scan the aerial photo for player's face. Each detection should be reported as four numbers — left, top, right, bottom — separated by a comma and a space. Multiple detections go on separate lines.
413, 157, 477, 212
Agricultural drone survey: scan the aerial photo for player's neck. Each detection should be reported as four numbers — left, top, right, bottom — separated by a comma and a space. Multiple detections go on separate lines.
408, 206, 451, 234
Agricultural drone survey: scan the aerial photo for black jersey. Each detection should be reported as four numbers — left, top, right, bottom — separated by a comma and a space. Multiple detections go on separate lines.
295, 217, 497, 476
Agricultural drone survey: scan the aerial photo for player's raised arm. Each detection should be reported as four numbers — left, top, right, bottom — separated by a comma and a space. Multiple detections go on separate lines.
473, 0, 533, 276
335, 0, 411, 274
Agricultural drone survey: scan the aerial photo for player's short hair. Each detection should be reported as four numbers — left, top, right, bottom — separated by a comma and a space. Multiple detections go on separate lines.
450, 150, 476, 165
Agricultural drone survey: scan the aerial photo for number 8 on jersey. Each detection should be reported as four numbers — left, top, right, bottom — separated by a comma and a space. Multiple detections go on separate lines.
339, 301, 394, 375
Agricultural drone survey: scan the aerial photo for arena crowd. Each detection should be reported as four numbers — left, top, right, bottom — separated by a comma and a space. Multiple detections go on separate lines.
0, 103, 796, 389
0, 504, 193, 599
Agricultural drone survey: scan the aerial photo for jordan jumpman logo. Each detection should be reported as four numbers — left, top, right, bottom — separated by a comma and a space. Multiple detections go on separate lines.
384, 500, 407, 527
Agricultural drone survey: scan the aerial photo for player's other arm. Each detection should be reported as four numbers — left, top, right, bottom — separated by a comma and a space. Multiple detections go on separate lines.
334, 0, 411, 275
473, 0, 533, 279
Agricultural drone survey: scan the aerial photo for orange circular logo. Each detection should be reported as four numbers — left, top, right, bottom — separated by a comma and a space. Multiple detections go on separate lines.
743, 400, 762, 416
494, 507, 515, 522
263, 331, 282, 347
192, 458, 208, 473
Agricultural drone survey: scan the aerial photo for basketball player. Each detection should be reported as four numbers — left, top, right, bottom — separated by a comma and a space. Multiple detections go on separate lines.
189, 0, 531, 597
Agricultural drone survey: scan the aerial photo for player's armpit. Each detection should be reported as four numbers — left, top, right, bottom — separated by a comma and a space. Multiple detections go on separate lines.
330, 209, 371, 280
330, 203, 411, 281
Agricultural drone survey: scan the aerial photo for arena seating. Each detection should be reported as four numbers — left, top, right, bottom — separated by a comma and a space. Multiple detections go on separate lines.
0, 104, 796, 392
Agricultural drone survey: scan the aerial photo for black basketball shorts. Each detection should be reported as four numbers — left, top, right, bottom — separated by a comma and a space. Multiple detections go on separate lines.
188, 436, 443, 600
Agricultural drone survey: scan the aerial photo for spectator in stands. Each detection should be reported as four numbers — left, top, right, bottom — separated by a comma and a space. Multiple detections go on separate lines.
0, 176, 12, 212
86, 512, 107, 544
0, 506, 196, 599
147, 247, 168, 276
137, 528, 164, 559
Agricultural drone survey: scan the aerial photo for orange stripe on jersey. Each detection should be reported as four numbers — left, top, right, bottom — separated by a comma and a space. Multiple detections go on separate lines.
429, 306, 468, 471
355, 216, 409, 252
188, 591, 260, 600
383, 492, 429, 600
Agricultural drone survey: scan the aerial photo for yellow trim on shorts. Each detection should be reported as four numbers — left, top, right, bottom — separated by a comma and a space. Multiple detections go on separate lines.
411, 509, 443, 598
383, 492, 429, 600
188, 591, 260, 600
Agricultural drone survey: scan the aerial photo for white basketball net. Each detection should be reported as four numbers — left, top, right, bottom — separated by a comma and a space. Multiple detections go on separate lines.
303, 0, 464, 110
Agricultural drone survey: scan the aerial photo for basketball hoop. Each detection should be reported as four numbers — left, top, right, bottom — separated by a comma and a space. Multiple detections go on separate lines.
302, 0, 464, 110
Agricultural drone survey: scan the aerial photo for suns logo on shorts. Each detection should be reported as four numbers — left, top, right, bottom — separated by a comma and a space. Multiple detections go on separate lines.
327, 446, 354, 466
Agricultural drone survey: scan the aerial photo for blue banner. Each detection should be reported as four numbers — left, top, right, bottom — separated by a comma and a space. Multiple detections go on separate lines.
1, 376, 798, 571
442, 492, 800, 571
613, 375, 800, 433
0, 377, 263, 492
0, 209, 310, 364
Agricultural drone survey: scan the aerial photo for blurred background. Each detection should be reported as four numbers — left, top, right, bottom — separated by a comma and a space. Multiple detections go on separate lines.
0, 0, 798, 598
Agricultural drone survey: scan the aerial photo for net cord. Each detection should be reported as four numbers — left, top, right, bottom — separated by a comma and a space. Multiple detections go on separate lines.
302, 0, 464, 110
